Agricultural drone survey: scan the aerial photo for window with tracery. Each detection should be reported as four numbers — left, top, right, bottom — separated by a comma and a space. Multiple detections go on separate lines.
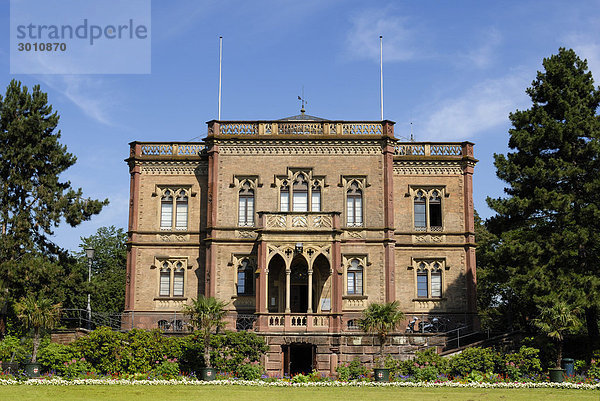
237, 258, 254, 295
346, 180, 363, 227
412, 188, 444, 231
278, 170, 324, 212
238, 181, 255, 227
414, 259, 444, 299
160, 188, 189, 230
158, 259, 187, 298
347, 259, 364, 295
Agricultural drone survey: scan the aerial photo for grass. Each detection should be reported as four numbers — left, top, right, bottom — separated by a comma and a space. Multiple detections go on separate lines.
0, 385, 597, 401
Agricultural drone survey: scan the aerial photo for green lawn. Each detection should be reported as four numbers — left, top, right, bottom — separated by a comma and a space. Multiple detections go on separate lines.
0, 386, 597, 401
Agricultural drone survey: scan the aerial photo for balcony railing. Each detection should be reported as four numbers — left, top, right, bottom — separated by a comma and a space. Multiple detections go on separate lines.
267, 313, 331, 329
138, 143, 206, 156
260, 212, 337, 231
211, 121, 387, 137
395, 143, 466, 157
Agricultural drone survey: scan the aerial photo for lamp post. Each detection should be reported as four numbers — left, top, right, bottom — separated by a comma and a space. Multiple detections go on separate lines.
84, 247, 95, 330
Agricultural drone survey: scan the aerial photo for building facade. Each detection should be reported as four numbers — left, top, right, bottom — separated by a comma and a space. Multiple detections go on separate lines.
124, 114, 477, 375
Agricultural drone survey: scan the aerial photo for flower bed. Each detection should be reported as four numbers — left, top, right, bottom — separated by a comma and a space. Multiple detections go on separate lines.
0, 377, 598, 390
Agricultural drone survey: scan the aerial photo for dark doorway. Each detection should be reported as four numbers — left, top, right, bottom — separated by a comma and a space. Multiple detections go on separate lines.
283, 343, 314, 376
290, 256, 308, 313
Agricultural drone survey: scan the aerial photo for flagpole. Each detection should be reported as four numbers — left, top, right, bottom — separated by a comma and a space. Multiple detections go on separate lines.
218, 36, 223, 120
380, 35, 384, 121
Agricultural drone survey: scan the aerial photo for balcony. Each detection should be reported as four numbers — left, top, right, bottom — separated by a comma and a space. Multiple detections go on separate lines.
258, 212, 340, 231
259, 312, 334, 333
208, 121, 391, 137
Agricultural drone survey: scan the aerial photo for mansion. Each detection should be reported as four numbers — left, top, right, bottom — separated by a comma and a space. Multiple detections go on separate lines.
124, 112, 477, 375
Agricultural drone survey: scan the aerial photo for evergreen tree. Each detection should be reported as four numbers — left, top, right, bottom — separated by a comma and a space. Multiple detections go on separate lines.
0, 80, 108, 334
487, 48, 600, 344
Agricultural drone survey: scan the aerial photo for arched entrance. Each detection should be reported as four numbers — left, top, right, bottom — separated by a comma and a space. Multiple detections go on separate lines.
268, 254, 285, 313
290, 255, 308, 313
311, 254, 331, 313
283, 343, 315, 376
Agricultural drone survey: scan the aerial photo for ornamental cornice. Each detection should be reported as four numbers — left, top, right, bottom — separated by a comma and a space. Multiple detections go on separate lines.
138, 161, 208, 175
217, 139, 383, 155
393, 160, 463, 175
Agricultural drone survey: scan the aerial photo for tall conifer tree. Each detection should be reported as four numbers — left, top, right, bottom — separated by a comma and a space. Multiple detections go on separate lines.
487, 48, 600, 342
0, 80, 108, 333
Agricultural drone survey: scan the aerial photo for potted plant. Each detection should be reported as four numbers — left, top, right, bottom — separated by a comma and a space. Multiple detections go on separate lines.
531, 301, 579, 383
14, 296, 61, 377
358, 301, 404, 382
183, 295, 228, 380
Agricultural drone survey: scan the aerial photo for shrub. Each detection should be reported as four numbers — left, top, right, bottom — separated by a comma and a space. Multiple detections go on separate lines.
449, 347, 499, 377
236, 363, 263, 380
291, 373, 309, 383
502, 346, 542, 379
151, 357, 180, 379
60, 357, 96, 378
336, 358, 368, 381
414, 365, 439, 381
588, 351, 600, 379
0, 335, 29, 364
71, 327, 124, 373
72, 327, 182, 374
180, 330, 268, 373
37, 342, 78, 373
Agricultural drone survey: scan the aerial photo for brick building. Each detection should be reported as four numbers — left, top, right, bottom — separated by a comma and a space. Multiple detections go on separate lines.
124, 112, 477, 375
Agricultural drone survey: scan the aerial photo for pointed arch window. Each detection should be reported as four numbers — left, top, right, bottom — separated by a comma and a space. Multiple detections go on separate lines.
160, 188, 189, 230
412, 187, 444, 232
237, 258, 254, 295
292, 174, 308, 212
414, 259, 445, 299
157, 259, 187, 298
280, 181, 290, 212
347, 259, 364, 295
311, 183, 321, 212
346, 181, 363, 227
238, 181, 255, 227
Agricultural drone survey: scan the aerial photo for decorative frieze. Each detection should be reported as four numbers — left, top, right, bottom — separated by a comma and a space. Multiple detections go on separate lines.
218, 140, 382, 156
156, 234, 190, 242
394, 160, 463, 175
140, 161, 208, 175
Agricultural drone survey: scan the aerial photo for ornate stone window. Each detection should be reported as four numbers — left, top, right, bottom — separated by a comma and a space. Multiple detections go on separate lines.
159, 188, 190, 230
275, 169, 324, 212
157, 258, 187, 298
346, 180, 363, 227
411, 187, 445, 232
342, 255, 368, 297
412, 259, 445, 299
237, 258, 254, 295
238, 180, 255, 227
347, 259, 364, 295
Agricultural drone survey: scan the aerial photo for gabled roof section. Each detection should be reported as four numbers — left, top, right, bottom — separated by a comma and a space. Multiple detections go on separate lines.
278, 113, 329, 122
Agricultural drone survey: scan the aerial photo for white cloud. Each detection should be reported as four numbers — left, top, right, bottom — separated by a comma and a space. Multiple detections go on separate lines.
345, 8, 420, 63
418, 71, 530, 141
36, 75, 118, 126
463, 29, 502, 69
563, 33, 600, 79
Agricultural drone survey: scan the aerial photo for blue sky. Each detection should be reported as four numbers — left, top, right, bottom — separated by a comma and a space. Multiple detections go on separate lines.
2, 0, 600, 251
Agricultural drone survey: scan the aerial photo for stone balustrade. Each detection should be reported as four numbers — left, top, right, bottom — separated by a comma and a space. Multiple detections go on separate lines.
260, 212, 336, 230
211, 121, 386, 136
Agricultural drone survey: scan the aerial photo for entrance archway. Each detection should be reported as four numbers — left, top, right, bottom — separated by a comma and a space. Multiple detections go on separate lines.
283, 343, 315, 376
290, 255, 308, 313
268, 254, 285, 313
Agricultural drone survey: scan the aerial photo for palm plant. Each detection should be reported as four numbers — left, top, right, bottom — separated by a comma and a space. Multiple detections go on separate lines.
14, 296, 61, 363
182, 295, 228, 368
358, 301, 404, 367
532, 301, 579, 368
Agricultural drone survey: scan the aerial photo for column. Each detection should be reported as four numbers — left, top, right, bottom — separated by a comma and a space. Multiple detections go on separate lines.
285, 269, 291, 313
307, 269, 313, 313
